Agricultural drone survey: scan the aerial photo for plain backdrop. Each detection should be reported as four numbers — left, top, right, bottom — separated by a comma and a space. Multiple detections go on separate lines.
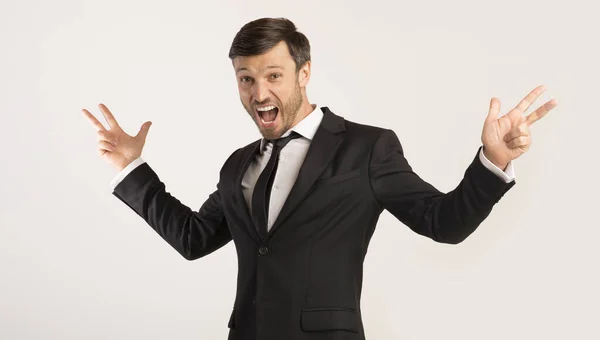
1, 0, 597, 339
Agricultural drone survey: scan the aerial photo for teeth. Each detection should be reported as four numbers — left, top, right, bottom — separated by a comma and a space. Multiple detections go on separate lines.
256, 105, 276, 111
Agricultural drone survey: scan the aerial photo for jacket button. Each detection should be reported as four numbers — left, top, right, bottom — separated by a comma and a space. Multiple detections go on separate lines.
258, 246, 269, 255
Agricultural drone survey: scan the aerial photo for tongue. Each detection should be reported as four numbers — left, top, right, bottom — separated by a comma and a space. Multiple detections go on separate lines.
262, 108, 278, 122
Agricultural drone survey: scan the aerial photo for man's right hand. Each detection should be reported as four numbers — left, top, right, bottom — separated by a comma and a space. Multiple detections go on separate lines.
82, 103, 152, 171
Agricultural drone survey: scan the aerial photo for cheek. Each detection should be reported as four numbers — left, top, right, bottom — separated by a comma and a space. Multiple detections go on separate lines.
273, 85, 293, 104
239, 90, 251, 104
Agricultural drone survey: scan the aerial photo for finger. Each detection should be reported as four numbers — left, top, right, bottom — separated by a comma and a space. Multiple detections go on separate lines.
485, 97, 501, 123
514, 84, 546, 115
526, 98, 558, 126
82, 109, 107, 131
98, 103, 120, 129
135, 121, 152, 144
507, 135, 530, 149
97, 130, 118, 146
503, 124, 530, 143
98, 140, 116, 152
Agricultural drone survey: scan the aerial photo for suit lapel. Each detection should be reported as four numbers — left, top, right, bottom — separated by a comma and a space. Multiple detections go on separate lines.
268, 107, 346, 236
234, 139, 263, 243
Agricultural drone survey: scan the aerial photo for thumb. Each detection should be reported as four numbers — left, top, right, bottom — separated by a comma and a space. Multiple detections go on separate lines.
485, 97, 501, 124
136, 121, 152, 143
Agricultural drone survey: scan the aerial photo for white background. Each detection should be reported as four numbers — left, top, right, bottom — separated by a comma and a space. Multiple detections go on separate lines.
1, 0, 597, 339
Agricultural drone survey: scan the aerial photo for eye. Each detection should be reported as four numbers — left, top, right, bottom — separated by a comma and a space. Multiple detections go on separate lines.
270, 73, 282, 79
240, 76, 253, 83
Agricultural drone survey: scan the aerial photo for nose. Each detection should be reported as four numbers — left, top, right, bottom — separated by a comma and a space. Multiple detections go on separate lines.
252, 79, 270, 103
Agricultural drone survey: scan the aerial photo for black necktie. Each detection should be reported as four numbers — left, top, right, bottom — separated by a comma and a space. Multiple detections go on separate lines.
252, 132, 301, 237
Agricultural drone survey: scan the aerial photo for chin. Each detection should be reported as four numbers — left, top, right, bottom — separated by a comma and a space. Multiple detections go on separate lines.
254, 115, 286, 140
259, 127, 283, 140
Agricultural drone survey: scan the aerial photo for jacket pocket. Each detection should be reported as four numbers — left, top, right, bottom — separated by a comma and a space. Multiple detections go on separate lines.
227, 308, 235, 329
300, 307, 359, 333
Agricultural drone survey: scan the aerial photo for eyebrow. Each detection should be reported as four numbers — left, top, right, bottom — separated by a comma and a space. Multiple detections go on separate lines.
235, 65, 285, 74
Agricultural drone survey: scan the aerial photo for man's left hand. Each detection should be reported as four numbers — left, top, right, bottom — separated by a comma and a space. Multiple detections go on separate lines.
481, 85, 558, 170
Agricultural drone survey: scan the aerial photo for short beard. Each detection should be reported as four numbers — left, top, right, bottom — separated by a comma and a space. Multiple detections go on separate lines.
243, 79, 303, 140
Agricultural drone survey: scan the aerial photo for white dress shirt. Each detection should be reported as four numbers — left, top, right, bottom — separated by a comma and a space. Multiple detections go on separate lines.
241, 104, 323, 231
110, 105, 515, 232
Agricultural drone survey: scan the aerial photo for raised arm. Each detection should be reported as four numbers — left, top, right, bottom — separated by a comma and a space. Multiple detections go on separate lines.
368, 129, 515, 244
82, 103, 232, 260
368, 85, 557, 244
112, 163, 232, 260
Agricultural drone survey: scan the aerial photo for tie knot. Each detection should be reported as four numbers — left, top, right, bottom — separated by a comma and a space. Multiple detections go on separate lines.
272, 131, 301, 149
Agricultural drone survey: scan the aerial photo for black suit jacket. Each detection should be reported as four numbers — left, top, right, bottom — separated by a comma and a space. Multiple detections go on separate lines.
112, 106, 515, 340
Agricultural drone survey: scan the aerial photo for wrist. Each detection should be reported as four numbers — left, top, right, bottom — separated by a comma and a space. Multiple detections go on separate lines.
482, 147, 508, 171
117, 158, 136, 172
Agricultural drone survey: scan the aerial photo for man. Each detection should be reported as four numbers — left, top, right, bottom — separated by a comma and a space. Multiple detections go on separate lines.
82, 17, 557, 340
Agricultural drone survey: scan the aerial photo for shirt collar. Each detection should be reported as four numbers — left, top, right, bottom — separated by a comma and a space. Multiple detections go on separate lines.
259, 104, 323, 153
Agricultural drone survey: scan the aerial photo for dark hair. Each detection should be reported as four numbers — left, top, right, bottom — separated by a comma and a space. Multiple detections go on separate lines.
228, 17, 311, 72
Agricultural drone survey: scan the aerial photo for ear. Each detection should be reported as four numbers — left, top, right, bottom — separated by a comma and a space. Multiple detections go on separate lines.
298, 61, 311, 87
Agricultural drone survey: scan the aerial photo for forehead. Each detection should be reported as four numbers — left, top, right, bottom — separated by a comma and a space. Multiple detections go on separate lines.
233, 41, 295, 73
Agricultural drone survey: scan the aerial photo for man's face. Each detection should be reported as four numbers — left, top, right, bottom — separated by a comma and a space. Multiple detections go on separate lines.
233, 41, 309, 140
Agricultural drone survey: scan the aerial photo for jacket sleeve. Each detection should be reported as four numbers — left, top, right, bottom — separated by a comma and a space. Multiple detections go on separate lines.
112, 162, 232, 260
368, 129, 516, 244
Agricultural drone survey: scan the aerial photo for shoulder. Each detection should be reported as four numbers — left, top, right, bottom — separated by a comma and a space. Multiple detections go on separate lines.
331, 109, 400, 147
322, 108, 404, 158
220, 139, 260, 174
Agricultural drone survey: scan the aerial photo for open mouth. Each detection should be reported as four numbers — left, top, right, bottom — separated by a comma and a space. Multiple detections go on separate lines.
256, 105, 279, 125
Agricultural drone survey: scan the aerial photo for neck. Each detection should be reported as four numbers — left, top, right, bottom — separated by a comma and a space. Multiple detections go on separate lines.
290, 94, 314, 129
